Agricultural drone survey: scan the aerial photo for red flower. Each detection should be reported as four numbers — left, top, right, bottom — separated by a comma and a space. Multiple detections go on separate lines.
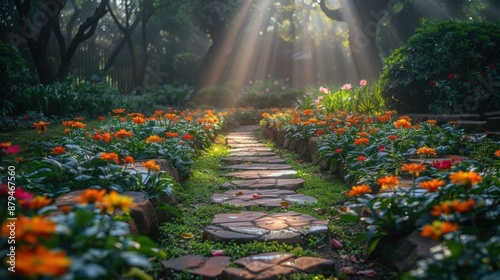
448, 73, 455, 79
378, 145, 385, 153
335, 148, 343, 154
357, 155, 367, 161
489, 64, 495, 70
428, 81, 436, 87
5, 145, 21, 154
433, 160, 453, 170
182, 134, 195, 141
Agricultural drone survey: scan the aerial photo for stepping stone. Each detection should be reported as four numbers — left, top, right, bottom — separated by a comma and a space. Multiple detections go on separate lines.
161, 255, 231, 278
203, 211, 329, 244
228, 143, 269, 148
221, 178, 305, 191
222, 163, 293, 170
221, 156, 286, 164
223, 170, 296, 180
223, 253, 335, 279
230, 147, 273, 153
229, 151, 276, 157
234, 125, 261, 132
227, 140, 262, 145
212, 189, 318, 208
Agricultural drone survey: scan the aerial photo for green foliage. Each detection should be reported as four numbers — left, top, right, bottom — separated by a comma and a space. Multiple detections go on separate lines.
381, 19, 500, 113
239, 78, 304, 109
0, 41, 29, 112
192, 82, 241, 108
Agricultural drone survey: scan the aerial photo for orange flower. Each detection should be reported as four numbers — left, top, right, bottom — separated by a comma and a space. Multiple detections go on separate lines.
19, 196, 52, 211
33, 121, 50, 133
142, 160, 160, 171
417, 146, 437, 156
333, 128, 346, 134
376, 175, 399, 191
376, 114, 391, 123
121, 155, 134, 164
100, 191, 136, 215
51, 146, 66, 155
452, 199, 475, 213
426, 119, 437, 125
388, 135, 398, 141
115, 129, 133, 138
76, 188, 106, 204
401, 163, 426, 177
495, 149, 500, 158
15, 245, 72, 276
61, 120, 75, 127
347, 185, 372, 196
303, 109, 314, 116
58, 205, 72, 214
132, 116, 146, 124
166, 132, 179, 138
154, 110, 164, 116
184, 116, 193, 122
182, 134, 195, 141
419, 179, 445, 192
421, 220, 459, 240
449, 171, 482, 187
100, 152, 119, 164
102, 132, 112, 143
92, 134, 103, 141
112, 108, 125, 114
146, 135, 165, 143
1, 215, 56, 243
98, 116, 106, 121
71, 121, 86, 129
394, 119, 412, 129
315, 129, 324, 136
64, 128, 71, 135
354, 138, 370, 146
356, 132, 368, 138
358, 155, 367, 161
430, 201, 453, 216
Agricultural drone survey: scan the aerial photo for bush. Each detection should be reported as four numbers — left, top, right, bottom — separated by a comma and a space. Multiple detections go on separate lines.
0, 41, 30, 112
191, 82, 240, 108
381, 20, 500, 113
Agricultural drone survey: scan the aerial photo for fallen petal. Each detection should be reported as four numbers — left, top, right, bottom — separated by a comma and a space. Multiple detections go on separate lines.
280, 201, 290, 207
330, 238, 343, 249
179, 233, 194, 239
211, 250, 224, 256
349, 255, 357, 262
234, 191, 244, 196
252, 194, 263, 199
339, 266, 356, 275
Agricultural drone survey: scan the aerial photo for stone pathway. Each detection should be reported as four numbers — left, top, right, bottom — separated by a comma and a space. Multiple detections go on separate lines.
163, 126, 332, 279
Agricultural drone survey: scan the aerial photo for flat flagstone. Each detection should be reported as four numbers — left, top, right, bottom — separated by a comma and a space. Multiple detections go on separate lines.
162, 255, 231, 278
212, 189, 317, 208
230, 147, 273, 152
222, 163, 293, 170
228, 143, 269, 148
229, 151, 276, 157
223, 170, 297, 180
221, 178, 305, 191
204, 211, 329, 244
221, 156, 286, 164
228, 140, 262, 145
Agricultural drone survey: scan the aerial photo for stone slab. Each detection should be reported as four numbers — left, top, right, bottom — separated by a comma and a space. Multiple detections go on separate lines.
223, 170, 297, 180
204, 211, 329, 244
221, 178, 305, 191
229, 143, 269, 148
229, 151, 276, 157
221, 156, 286, 164
212, 189, 317, 208
230, 147, 273, 152
222, 163, 293, 170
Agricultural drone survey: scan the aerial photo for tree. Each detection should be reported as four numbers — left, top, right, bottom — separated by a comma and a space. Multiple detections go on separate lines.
12, 0, 109, 85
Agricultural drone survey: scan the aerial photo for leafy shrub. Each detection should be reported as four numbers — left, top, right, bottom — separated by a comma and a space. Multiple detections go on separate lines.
191, 82, 241, 108
0, 42, 30, 113
239, 78, 304, 108
381, 20, 500, 113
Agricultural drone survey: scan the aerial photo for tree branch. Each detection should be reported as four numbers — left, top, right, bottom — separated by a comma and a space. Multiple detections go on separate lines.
319, 0, 343, 21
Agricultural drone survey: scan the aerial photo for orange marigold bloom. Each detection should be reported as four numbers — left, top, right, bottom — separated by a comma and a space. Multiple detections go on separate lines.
449, 171, 482, 187
114, 129, 133, 138
61, 120, 75, 127
142, 160, 160, 171
347, 185, 372, 196
182, 134, 195, 141
421, 220, 459, 240
92, 134, 103, 141
354, 137, 370, 146
376, 175, 399, 191
146, 135, 165, 143
71, 121, 86, 129
1, 215, 56, 243
419, 179, 445, 192
100, 152, 119, 164
426, 119, 437, 125
19, 195, 52, 211
99, 191, 136, 215
76, 188, 106, 204
303, 109, 314, 116
495, 149, 500, 158
333, 128, 346, 134
33, 121, 50, 133
98, 116, 106, 121
431, 201, 453, 216
15, 245, 72, 277
394, 119, 412, 129
64, 128, 71, 135
184, 116, 193, 122
356, 132, 369, 138
315, 129, 324, 136
452, 199, 475, 213
132, 116, 146, 124
154, 110, 164, 116
166, 131, 179, 138
417, 146, 437, 156
58, 205, 72, 214
401, 163, 426, 177
358, 155, 367, 161
364, 117, 373, 124
51, 146, 66, 155
121, 155, 134, 164
102, 132, 112, 143
388, 135, 398, 141
112, 108, 126, 114
376, 114, 391, 123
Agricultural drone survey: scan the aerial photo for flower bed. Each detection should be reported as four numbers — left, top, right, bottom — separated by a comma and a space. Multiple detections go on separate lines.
259, 88, 500, 278
0, 108, 229, 279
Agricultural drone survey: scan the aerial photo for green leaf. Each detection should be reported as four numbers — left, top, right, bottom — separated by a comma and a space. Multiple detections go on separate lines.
156, 205, 181, 217
75, 174, 94, 181
339, 214, 360, 222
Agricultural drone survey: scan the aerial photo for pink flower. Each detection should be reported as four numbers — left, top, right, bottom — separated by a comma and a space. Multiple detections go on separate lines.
448, 73, 455, 79
252, 194, 263, 199
274, 80, 279, 86
357, 270, 376, 277
359, 79, 367, 86
319, 86, 330, 94
0, 185, 33, 200
429, 81, 436, 87
5, 145, 21, 154
349, 255, 357, 262
211, 250, 224, 256
330, 238, 343, 248
265, 88, 270, 93
433, 160, 453, 170
341, 83, 352, 91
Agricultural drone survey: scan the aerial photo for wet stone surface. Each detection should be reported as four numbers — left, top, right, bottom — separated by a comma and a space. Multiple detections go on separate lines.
204, 211, 329, 244
212, 189, 317, 208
